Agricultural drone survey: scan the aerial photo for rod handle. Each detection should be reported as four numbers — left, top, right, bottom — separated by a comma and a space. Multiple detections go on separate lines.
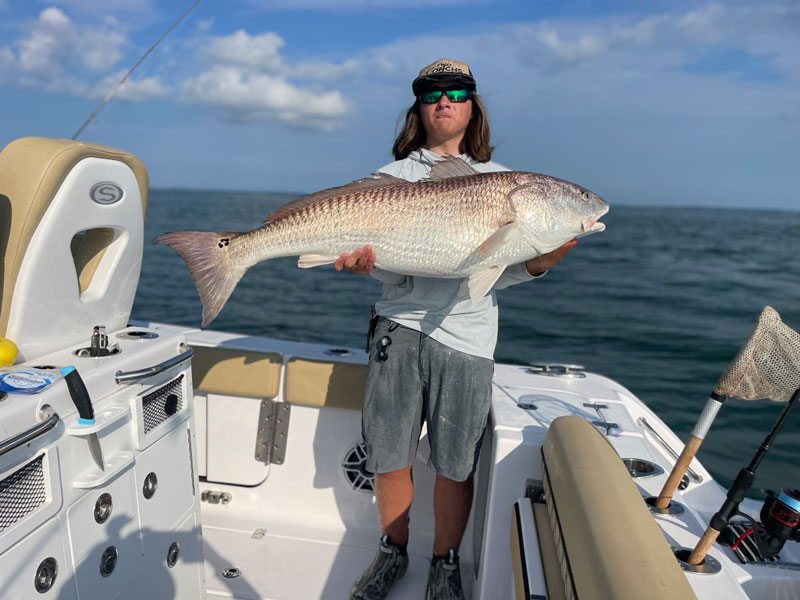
655, 434, 703, 508
688, 526, 720, 565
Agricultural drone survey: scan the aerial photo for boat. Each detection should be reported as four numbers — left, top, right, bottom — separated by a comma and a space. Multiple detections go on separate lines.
0, 136, 798, 599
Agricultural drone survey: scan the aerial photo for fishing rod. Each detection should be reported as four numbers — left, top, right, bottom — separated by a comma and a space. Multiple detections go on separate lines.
71, 0, 202, 141
688, 386, 800, 564
655, 306, 800, 510
675, 306, 800, 565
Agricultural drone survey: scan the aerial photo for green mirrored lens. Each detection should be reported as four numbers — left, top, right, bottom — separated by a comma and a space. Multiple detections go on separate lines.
420, 90, 443, 103
419, 89, 471, 103
445, 89, 469, 102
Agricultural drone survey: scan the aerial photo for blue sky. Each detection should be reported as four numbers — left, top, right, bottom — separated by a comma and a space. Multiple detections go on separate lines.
0, 0, 798, 209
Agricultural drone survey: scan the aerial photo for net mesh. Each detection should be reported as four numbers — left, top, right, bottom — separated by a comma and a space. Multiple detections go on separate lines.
714, 306, 800, 402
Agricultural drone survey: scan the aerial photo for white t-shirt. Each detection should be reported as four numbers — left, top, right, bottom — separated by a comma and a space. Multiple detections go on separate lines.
370, 148, 541, 359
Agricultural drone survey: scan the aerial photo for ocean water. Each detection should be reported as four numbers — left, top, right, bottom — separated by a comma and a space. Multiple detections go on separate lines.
133, 189, 800, 497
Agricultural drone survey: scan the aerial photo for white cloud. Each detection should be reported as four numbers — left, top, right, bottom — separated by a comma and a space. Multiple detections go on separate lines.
183, 29, 355, 129
92, 71, 171, 101
203, 30, 284, 72
180, 65, 348, 131
680, 3, 726, 43
16, 7, 127, 80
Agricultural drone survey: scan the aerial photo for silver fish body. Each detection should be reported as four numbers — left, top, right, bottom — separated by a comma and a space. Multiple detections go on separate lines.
157, 157, 608, 325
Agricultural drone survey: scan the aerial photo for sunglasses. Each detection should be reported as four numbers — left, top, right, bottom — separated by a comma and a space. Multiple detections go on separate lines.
418, 88, 473, 104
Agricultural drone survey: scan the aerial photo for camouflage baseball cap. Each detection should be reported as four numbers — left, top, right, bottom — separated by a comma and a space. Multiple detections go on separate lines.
412, 59, 476, 95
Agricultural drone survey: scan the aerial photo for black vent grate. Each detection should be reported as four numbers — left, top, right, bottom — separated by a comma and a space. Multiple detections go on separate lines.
726, 521, 781, 564
142, 374, 184, 435
0, 455, 46, 533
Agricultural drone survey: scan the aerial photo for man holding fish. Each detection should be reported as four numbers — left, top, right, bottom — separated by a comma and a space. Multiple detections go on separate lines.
341, 59, 581, 600
158, 55, 606, 600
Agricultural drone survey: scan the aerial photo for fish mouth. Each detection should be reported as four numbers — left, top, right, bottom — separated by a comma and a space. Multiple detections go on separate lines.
581, 206, 609, 233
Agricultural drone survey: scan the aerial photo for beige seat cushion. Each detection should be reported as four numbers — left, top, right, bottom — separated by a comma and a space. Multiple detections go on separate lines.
191, 346, 282, 398
532, 502, 568, 600
542, 416, 696, 600
0, 137, 148, 336
284, 357, 365, 410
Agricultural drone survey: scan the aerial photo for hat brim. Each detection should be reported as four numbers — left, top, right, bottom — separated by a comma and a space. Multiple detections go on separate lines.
412, 73, 476, 95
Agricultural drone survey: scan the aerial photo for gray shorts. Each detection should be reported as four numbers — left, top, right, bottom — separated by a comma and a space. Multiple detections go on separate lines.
361, 318, 494, 482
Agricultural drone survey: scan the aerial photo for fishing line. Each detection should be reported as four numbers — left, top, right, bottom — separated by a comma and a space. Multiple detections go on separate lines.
71, 0, 203, 140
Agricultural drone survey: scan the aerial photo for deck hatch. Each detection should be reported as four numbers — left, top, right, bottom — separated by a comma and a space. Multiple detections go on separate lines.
0, 454, 46, 533
142, 374, 184, 435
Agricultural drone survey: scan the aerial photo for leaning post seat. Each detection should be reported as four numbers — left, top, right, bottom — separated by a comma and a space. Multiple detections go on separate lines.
537, 416, 696, 599
0, 137, 148, 362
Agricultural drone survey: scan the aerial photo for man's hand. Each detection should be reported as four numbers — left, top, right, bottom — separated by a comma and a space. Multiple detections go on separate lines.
525, 239, 577, 277
334, 245, 376, 275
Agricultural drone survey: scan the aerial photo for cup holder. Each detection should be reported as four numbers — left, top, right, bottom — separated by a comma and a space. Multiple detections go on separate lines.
622, 458, 664, 478
671, 546, 721, 574
117, 330, 159, 340
644, 495, 685, 516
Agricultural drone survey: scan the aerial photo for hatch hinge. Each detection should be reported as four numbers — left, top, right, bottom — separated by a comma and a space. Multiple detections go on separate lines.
255, 399, 291, 465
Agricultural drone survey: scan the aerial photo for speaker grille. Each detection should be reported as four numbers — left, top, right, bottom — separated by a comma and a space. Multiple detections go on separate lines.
342, 442, 374, 493
0, 455, 46, 533
142, 374, 184, 435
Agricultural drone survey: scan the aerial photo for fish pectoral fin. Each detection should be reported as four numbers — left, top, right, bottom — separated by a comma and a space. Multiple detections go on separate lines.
298, 254, 339, 268
465, 265, 507, 301
477, 221, 517, 255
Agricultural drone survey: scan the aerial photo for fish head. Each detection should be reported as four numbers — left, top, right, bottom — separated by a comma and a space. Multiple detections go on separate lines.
510, 173, 609, 249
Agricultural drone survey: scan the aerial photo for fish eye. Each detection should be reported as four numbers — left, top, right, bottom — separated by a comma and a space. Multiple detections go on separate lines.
581, 191, 591, 202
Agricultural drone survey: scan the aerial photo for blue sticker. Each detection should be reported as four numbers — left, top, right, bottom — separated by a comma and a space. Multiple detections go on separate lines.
0, 370, 58, 394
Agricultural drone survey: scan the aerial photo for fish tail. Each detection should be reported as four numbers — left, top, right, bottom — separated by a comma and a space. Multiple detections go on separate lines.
155, 230, 248, 326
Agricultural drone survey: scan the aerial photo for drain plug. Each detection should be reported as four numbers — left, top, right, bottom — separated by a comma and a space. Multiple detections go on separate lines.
222, 567, 241, 579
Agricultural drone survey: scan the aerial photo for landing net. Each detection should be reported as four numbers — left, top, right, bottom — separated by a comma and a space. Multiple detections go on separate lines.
714, 306, 800, 402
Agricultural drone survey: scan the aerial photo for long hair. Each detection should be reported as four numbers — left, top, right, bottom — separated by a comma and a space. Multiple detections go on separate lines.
391, 93, 494, 162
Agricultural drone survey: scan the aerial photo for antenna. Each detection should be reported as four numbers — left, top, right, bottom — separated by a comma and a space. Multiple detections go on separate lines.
71, 0, 203, 140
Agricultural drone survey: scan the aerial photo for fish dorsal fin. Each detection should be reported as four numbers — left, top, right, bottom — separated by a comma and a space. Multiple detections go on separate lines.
429, 155, 480, 179
263, 172, 407, 224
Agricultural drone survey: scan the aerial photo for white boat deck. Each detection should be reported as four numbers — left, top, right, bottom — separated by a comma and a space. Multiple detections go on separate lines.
202, 523, 457, 600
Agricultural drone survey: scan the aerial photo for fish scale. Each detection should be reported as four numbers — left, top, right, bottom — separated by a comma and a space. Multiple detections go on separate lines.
156, 157, 608, 325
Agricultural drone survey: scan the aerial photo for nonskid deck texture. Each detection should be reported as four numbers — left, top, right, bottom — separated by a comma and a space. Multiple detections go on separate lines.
202, 523, 475, 600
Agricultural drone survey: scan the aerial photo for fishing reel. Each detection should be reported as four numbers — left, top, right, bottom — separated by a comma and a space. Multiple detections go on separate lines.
754, 489, 800, 558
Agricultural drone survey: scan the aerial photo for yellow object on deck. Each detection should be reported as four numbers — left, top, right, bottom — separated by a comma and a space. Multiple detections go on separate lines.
0, 337, 19, 366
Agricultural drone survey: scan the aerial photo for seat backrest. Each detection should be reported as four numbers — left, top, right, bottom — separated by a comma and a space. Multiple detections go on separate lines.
541, 416, 697, 600
0, 137, 148, 362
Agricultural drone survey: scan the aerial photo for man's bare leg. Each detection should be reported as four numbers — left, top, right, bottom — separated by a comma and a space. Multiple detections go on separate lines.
375, 466, 413, 545
433, 473, 473, 555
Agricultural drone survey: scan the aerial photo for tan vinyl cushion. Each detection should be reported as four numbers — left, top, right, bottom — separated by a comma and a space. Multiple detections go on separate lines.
0, 137, 148, 336
71, 227, 115, 293
284, 357, 365, 410
542, 416, 696, 600
510, 505, 527, 600
191, 346, 282, 398
532, 502, 568, 600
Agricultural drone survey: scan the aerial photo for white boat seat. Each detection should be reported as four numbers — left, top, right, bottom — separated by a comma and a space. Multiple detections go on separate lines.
537, 416, 696, 600
0, 137, 147, 354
